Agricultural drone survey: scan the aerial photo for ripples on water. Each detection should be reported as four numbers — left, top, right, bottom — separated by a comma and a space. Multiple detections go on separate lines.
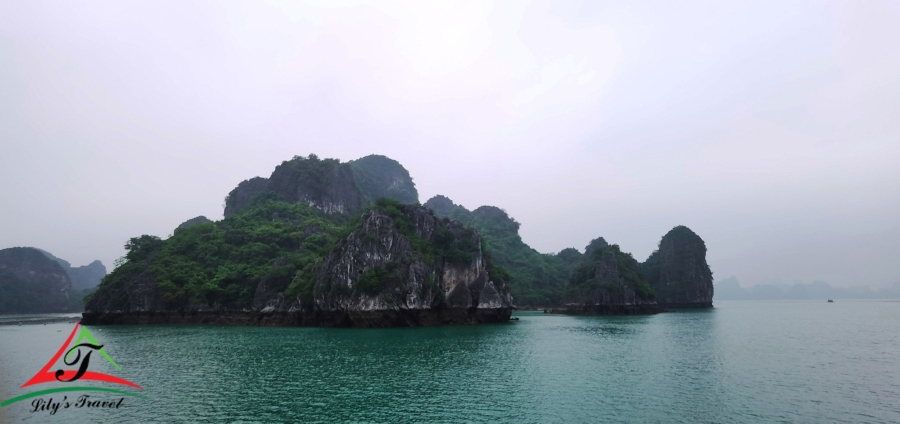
1, 301, 899, 423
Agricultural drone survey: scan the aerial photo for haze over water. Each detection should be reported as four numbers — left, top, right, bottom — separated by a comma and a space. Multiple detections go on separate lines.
1, 301, 898, 423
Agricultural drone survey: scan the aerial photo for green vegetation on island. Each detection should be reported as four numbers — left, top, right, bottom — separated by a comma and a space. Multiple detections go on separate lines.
423, 195, 578, 306
98, 199, 345, 309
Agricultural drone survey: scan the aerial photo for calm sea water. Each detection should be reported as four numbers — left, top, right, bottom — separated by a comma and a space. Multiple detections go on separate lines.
1, 301, 898, 423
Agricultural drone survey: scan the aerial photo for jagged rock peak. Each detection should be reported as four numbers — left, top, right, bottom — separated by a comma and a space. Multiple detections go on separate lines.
224, 154, 417, 217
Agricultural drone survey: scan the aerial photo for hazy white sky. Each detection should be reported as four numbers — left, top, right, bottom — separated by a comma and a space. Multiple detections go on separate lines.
1, 0, 898, 287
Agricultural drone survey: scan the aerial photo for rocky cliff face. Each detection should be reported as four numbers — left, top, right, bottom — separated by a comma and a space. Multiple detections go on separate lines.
551, 240, 658, 315
267, 156, 363, 214
0, 247, 74, 313
642, 226, 714, 308
224, 154, 418, 217
312, 204, 512, 326
224, 155, 363, 217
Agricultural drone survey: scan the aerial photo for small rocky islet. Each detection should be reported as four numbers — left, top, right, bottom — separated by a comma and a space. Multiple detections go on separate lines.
548, 226, 714, 315
5, 153, 712, 326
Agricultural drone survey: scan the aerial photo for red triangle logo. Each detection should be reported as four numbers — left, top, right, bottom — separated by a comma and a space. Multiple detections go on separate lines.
21, 322, 142, 390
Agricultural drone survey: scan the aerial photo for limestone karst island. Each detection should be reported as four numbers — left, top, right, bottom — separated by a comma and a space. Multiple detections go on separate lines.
51, 154, 714, 327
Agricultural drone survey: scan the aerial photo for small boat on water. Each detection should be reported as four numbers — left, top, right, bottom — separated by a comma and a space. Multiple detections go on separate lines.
827, 299, 834, 303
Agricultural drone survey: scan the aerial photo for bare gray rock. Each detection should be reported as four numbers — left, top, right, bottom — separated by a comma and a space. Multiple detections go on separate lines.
313, 204, 513, 326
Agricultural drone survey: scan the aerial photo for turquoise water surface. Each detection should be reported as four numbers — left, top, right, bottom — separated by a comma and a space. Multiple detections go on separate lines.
1, 301, 898, 422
